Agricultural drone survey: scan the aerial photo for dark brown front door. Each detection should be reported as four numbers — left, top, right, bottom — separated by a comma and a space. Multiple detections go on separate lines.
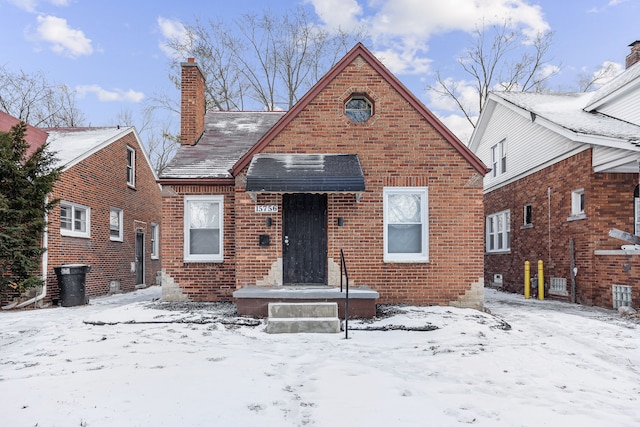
283, 193, 327, 286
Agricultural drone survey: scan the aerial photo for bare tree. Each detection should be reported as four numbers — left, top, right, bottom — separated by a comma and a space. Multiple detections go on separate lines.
0, 66, 85, 127
429, 20, 558, 129
144, 121, 180, 175
163, 6, 367, 112
577, 61, 622, 92
107, 107, 178, 175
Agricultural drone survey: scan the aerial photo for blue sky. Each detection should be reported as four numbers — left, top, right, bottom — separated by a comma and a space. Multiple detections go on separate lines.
1, 0, 639, 143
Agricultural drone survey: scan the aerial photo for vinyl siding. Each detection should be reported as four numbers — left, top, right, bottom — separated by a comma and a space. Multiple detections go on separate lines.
475, 103, 585, 193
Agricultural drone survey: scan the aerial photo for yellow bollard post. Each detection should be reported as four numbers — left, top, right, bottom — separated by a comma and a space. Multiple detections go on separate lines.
538, 260, 544, 300
524, 261, 530, 299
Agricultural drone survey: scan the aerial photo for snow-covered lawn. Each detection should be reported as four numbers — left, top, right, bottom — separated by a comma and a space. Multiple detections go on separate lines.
1, 287, 638, 426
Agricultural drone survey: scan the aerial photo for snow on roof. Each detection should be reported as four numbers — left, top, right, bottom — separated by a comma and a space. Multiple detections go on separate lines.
45, 127, 131, 169
495, 91, 640, 144
586, 60, 640, 110
160, 111, 285, 180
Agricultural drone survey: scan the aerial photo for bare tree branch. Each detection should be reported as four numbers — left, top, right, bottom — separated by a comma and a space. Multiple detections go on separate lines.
0, 66, 85, 127
429, 19, 558, 129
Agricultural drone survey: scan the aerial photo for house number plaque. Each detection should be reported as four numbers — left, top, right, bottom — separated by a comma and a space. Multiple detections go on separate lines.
255, 205, 278, 213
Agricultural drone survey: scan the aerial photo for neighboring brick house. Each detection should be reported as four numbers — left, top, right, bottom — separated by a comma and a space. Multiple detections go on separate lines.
0, 111, 162, 307
158, 43, 488, 315
469, 41, 640, 310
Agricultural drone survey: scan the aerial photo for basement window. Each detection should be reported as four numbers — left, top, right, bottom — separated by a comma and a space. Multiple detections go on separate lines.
612, 285, 632, 309
549, 277, 568, 296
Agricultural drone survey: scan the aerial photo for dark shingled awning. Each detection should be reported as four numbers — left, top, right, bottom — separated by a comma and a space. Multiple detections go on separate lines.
245, 154, 365, 194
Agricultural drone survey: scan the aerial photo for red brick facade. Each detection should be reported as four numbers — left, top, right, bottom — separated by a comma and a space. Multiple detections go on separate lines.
485, 149, 640, 308
180, 59, 205, 146
161, 45, 487, 309
46, 130, 162, 303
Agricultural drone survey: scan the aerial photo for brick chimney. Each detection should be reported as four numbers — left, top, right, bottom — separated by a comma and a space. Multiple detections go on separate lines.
626, 40, 640, 69
180, 58, 205, 145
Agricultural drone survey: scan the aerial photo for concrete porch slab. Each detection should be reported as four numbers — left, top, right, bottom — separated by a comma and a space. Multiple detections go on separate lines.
233, 286, 379, 319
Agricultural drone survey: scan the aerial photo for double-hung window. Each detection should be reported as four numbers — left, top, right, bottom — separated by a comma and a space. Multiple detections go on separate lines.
184, 195, 223, 262
383, 187, 429, 262
486, 210, 510, 252
60, 201, 90, 238
109, 208, 123, 241
491, 140, 506, 177
127, 146, 136, 187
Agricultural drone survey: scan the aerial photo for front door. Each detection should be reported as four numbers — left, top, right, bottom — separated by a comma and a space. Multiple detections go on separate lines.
283, 193, 327, 286
135, 232, 145, 285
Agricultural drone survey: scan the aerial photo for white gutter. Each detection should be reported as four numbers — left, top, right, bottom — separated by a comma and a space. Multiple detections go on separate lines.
2, 198, 49, 310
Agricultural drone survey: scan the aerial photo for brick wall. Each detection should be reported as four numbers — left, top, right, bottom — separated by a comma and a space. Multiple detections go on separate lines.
160, 184, 236, 302
485, 149, 640, 308
231, 57, 485, 307
180, 59, 205, 146
46, 131, 162, 303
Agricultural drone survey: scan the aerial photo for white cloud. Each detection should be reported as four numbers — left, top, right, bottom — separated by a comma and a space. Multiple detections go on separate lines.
76, 85, 144, 103
8, 0, 70, 13
590, 60, 624, 89
437, 113, 476, 145
304, 0, 362, 31
34, 15, 92, 57
308, 0, 550, 75
374, 47, 431, 75
427, 77, 479, 115
157, 17, 189, 59
537, 63, 561, 80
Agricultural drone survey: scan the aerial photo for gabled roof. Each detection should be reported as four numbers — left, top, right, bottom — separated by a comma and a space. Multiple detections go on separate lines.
45, 127, 158, 179
231, 43, 488, 176
585, 61, 640, 111
0, 110, 49, 157
490, 91, 640, 147
160, 111, 285, 180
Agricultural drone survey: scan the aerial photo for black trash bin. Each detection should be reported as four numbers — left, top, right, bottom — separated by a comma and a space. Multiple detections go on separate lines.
54, 264, 91, 307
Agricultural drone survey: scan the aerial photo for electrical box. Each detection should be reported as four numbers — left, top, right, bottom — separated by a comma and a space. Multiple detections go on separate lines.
259, 234, 270, 246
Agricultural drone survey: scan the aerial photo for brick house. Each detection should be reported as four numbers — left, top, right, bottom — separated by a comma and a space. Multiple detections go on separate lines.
469, 41, 640, 310
0, 111, 162, 307
158, 43, 488, 316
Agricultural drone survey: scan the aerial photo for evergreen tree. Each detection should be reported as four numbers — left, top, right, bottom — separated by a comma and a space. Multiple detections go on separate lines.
0, 122, 61, 293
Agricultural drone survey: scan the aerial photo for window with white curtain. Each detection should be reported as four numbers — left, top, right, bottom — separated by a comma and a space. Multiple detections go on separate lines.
184, 195, 223, 262
383, 187, 429, 262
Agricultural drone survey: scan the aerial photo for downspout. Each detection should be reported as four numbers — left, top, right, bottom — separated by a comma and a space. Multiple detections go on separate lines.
1, 197, 49, 310
548, 187, 552, 266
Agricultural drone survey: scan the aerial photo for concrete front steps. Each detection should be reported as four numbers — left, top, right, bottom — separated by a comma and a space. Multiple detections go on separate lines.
266, 302, 341, 334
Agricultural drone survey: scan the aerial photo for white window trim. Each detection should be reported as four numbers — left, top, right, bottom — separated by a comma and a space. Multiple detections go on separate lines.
486, 210, 510, 253
184, 195, 224, 263
109, 208, 123, 242
634, 197, 639, 236
383, 187, 429, 263
568, 188, 586, 221
127, 146, 136, 187
490, 140, 506, 178
151, 223, 159, 259
60, 201, 91, 239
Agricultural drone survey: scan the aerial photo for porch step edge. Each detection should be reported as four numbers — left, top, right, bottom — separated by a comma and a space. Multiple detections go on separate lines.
268, 302, 338, 318
266, 318, 341, 334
